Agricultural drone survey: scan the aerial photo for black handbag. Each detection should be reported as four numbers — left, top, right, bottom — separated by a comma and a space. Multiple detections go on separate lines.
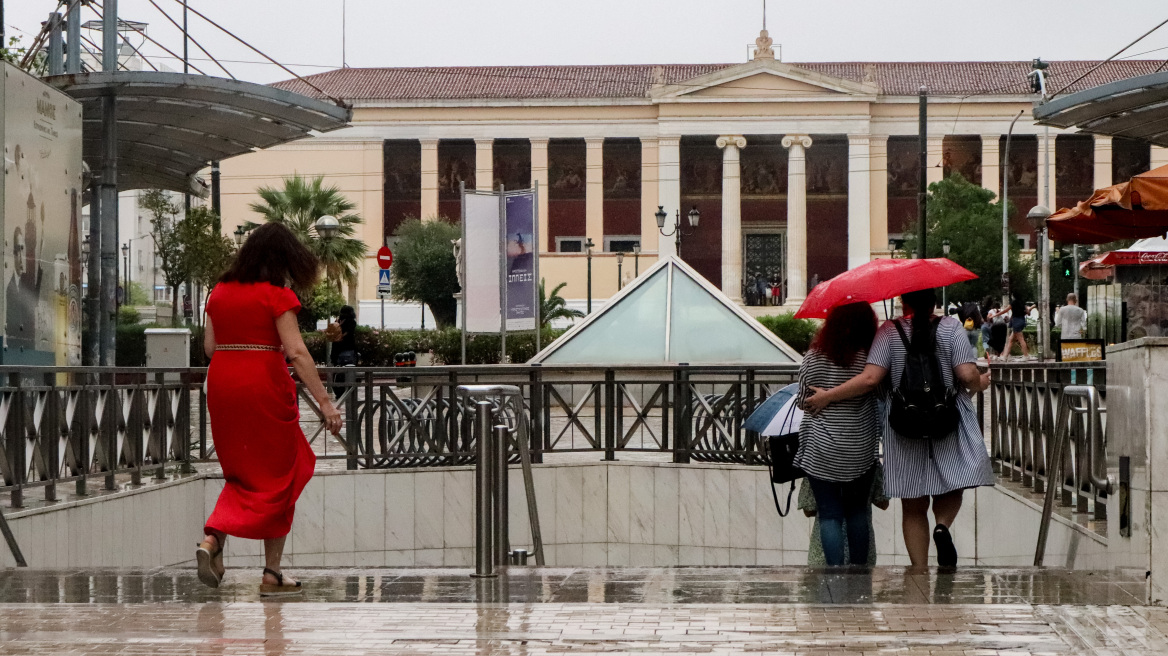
764, 397, 804, 517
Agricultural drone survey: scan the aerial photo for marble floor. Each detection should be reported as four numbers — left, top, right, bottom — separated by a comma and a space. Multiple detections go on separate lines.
0, 566, 1161, 654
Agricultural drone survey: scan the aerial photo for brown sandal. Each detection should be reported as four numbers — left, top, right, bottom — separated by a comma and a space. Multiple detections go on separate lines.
195, 536, 225, 589
259, 567, 303, 597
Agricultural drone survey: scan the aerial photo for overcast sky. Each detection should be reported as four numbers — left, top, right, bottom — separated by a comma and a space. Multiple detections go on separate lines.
8, 1, 1168, 84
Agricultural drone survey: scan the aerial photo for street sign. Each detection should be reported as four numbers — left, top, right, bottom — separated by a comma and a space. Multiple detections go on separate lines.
378, 268, 392, 298
377, 246, 393, 269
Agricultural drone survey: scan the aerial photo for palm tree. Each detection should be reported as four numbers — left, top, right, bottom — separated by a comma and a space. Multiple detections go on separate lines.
248, 174, 365, 302
539, 279, 584, 328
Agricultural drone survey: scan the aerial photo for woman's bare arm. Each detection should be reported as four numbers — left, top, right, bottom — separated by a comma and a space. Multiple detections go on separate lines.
203, 318, 217, 359
275, 311, 342, 435
955, 362, 991, 394
802, 363, 887, 414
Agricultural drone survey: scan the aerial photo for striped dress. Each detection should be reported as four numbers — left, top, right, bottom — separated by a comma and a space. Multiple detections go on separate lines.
793, 349, 880, 482
868, 315, 994, 498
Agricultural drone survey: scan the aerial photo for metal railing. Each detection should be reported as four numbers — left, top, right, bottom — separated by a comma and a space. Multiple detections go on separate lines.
988, 362, 1111, 526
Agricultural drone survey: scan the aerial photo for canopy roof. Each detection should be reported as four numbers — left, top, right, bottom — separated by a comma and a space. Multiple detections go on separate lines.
530, 256, 801, 365
46, 71, 351, 194
1048, 164, 1168, 244
1034, 72, 1168, 147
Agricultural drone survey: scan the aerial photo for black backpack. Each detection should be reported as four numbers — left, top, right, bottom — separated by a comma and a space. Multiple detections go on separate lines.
888, 318, 960, 440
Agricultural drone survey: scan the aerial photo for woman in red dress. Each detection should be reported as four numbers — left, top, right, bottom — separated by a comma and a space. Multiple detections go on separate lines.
196, 223, 342, 596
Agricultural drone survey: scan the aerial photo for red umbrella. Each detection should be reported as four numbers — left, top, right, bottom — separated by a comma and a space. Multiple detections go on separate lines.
795, 258, 978, 319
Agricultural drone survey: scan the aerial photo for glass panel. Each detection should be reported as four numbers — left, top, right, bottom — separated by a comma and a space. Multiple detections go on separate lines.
541, 268, 668, 364
668, 271, 794, 363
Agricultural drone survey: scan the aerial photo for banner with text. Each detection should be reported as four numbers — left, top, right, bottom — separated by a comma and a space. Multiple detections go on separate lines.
505, 192, 537, 331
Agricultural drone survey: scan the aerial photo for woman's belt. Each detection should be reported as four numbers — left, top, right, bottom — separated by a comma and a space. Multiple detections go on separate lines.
216, 344, 281, 352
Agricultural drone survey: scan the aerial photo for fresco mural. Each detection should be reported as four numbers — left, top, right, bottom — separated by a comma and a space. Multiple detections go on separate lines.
493, 139, 531, 191
1114, 137, 1151, 183
942, 136, 981, 185
602, 139, 640, 200
548, 139, 586, 200
438, 140, 476, 200
3, 64, 84, 365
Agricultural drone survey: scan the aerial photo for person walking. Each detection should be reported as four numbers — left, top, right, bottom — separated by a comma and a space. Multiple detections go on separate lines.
1004, 293, 1031, 360
793, 302, 881, 567
804, 289, 993, 570
1055, 293, 1088, 339
957, 301, 983, 349
196, 223, 343, 596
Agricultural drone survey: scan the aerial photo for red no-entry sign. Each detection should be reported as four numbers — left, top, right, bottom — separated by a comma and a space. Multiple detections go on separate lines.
377, 246, 393, 269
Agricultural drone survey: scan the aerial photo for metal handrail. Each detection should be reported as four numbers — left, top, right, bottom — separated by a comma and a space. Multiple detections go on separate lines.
1034, 385, 1114, 566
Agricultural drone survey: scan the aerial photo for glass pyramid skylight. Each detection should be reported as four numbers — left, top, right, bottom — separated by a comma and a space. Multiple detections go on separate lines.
531, 257, 800, 365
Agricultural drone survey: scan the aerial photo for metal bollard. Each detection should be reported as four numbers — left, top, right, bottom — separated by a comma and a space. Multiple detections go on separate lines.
493, 424, 509, 568
473, 401, 495, 577
508, 549, 529, 566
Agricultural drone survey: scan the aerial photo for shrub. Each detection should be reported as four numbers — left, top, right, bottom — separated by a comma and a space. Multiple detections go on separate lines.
756, 312, 818, 354
302, 327, 565, 365
118, 305, 141, 325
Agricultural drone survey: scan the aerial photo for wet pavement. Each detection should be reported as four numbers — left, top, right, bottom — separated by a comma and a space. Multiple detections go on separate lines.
0, 566, 1163, 654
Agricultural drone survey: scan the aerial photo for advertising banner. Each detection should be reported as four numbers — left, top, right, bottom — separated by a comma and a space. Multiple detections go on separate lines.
2, 63, 84, 365
504, 192, 537, 331
463, 192, 501, 333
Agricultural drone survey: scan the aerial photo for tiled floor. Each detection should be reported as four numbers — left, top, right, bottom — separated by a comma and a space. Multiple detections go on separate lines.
0, 566, 1161, 654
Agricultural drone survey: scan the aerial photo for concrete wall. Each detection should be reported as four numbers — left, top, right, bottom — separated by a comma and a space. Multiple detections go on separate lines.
2, 460, 1122, 570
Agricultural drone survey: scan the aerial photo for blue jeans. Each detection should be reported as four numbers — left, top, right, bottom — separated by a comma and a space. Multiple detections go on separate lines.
808, 466, 876, 567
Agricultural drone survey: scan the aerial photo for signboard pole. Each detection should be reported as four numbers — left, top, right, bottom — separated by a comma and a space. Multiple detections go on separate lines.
533, 181, 541, 353
498, 184, 507, 364
460, 181, 467, 365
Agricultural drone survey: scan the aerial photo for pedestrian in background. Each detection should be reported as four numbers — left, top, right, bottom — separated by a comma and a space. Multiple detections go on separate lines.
1055, 293, 1088, 339
197, 222, 342, 597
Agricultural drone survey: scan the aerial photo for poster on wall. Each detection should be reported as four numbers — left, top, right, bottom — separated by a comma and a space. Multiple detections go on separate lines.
463, 191, 502, 333
2, 63, 84, 365
505, 192, 537, 331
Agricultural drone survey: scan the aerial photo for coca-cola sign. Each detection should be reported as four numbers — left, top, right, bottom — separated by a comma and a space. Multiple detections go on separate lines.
1106, 251, 1168, 266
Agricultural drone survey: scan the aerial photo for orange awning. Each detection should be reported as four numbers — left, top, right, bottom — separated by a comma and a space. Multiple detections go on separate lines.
1046, 164, 1168, 244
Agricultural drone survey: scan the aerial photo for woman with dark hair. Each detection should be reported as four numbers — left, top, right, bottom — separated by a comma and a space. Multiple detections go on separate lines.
332, 305, 358, 367
805, 288, 992, 569
794, 302, 881, 566
196, 222, 342, 596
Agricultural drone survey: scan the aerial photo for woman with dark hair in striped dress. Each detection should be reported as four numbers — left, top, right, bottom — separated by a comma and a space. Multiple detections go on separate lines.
794, 302, 881, 567
804, 289, 992, 569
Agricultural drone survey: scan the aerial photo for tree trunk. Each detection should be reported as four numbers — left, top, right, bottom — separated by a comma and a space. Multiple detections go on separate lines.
171, 286, 180, 327
428, 297, 458, 330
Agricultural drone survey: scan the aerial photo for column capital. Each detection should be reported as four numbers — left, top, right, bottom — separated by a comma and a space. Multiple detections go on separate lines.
585, 137, 605, 147
419, 138, 440, 148
658, 136, 681, 148
474, 138, 494, 146
529, 137, 550, 147
639, 136, 659, 145
846, 134, 871, 147
716, 135, 747, 150
1093, 134, 1113, 147
980, 134, 1002, 144
781, 134, 813, 150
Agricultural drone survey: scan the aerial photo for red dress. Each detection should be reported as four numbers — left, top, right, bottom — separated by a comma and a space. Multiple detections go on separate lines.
203, 282, 316, 539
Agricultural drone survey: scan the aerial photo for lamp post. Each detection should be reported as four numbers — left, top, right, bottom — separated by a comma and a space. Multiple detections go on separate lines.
233, 225, 246, 247
121, 242, 130, 307
1027, 205, 1052, 360
315, 215, 340, 362
585, 237, 595, 314
632, 243, 640, 277
655, 205, 700, 258
616, 251, 625, 291
888, 239, 899, 259
941, 238, 951, 311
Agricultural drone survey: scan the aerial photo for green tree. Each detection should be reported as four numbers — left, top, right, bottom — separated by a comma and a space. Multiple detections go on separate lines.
391, 217, 461, 329
300, 281, 346, 331
178, 207, 235, 293
903, 174, 1033, 303
539, 279, 583, 328
1, 36, 46, 75
139, 190, 185, 324
248, 174, 365, 302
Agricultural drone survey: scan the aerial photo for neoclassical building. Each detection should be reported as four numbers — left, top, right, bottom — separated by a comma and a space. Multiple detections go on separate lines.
218, 33, 1161, 309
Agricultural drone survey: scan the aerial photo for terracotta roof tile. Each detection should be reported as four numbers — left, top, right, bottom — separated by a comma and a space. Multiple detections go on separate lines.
273, 60, 1165, 102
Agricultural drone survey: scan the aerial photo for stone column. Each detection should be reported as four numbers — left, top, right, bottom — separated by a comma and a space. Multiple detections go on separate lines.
847, 134, 871, 269
475, 138, 493, 190
782, 135, 812, 306
657, 137, 681, 260
1151, 145, 1168, 171
981, 135, 1000, 200
530, 138, 550, 252
640, 137, 660, 253
585, 138, 605, 249
420, 138, 439, 220
717, 136, 746, 302
1093, 136, 1112, 189
869, 135, 889, 255
927, 136, 944, 186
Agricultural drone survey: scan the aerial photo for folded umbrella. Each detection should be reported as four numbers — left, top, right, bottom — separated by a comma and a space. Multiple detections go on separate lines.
795, 258, 977, 319
743, 383, 804, 437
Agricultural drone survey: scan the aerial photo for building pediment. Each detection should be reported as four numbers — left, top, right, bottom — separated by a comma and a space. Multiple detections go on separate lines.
650, 59, 879, 102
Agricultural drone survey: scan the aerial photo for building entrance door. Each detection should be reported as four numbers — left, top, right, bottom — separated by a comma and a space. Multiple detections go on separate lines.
743, 232, 785, 306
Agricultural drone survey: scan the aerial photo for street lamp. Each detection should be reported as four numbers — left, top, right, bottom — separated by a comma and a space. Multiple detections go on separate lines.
233, 225, 246, 246
315, 214, 339, 240
121, 243, 130, 306
1027, 204, 1053, 360
888, 239, 899, 259
585, 237, 595, 314
656, 205, 700, 258
632, 243, 640, 277
941, 238, 951, 311
616, 251, 625, 291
